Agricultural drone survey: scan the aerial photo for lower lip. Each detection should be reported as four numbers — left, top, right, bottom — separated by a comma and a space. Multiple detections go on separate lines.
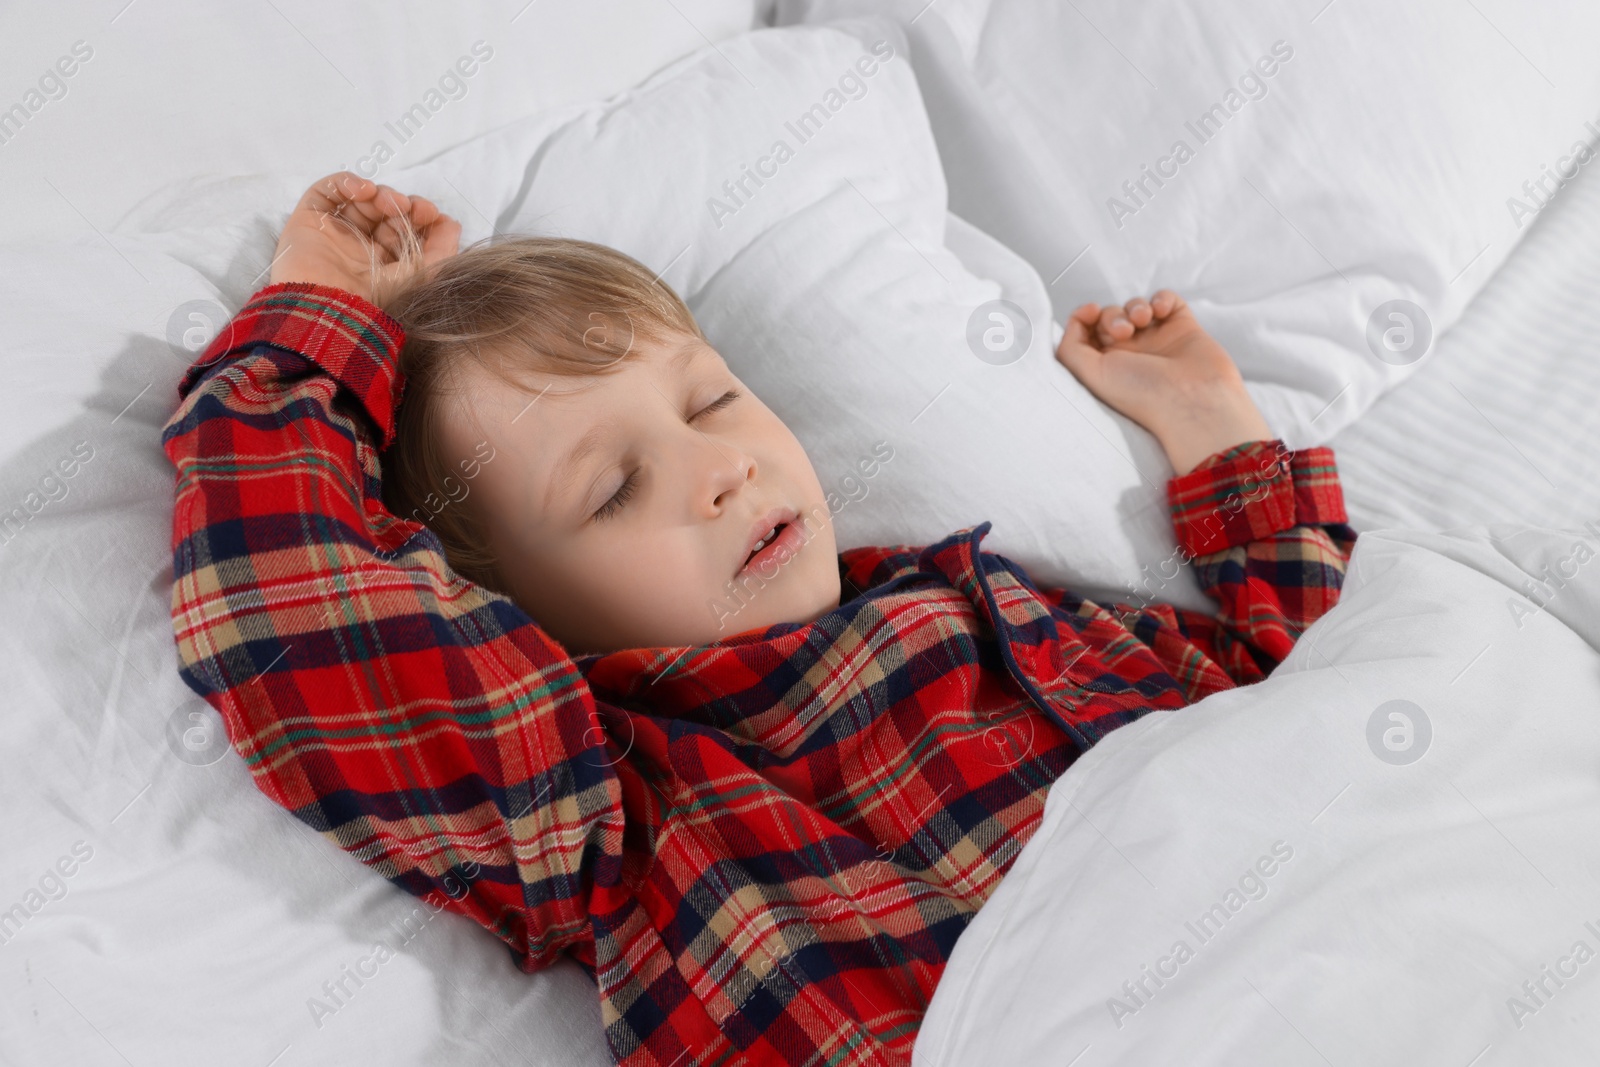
738, 521, 806, 578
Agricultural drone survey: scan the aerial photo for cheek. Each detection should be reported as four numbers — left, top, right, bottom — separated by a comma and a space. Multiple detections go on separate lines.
464, 467, 558, 590
501, 530, 615, 643
544, 529, 717, 650
755, 422, 835, 558
753, 407, 824, 496
464, 469, 519, 541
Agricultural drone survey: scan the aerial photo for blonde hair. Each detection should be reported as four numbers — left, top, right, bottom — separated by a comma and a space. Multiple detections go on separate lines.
381, 236, 703, 593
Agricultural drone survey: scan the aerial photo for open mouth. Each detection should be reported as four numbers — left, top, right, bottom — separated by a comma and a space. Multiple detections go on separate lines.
744, 522, 788, 568
738, 516, 808, 579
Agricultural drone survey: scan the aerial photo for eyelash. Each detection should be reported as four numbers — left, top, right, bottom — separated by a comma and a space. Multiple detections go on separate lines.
591, 389, 742, 522
695, 388, 741, 419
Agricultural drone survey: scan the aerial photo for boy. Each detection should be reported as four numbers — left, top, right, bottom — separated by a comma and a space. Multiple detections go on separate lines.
162, 173, 1354, 1066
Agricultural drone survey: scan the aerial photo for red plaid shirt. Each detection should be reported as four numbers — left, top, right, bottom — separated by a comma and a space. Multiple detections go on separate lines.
161, 283, 1355, 1066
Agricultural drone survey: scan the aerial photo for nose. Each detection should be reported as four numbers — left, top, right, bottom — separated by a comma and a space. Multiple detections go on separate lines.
702, 438, 756, 515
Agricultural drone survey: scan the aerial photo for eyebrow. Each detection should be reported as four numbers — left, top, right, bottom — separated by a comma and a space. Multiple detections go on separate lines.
545, 423, 610, 514
542, 339, 709, 516
665, 340, 703, 375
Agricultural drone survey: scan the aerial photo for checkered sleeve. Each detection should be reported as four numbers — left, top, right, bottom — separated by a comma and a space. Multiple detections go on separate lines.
161, 282, 625, 973
1108, 440, 1357, 695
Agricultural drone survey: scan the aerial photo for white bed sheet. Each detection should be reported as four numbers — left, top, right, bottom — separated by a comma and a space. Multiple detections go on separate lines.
1330, 146, 1600, 532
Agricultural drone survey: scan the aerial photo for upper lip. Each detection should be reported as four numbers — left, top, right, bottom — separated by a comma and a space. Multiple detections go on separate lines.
737, 505, 800, 575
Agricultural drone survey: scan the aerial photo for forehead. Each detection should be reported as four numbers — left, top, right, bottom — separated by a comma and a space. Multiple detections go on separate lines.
439, 333, 724, 502
462, 332, 711, 403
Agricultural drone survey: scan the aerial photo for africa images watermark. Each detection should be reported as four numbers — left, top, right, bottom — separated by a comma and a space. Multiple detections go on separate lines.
342, 40, 495, 178
0, 39, 94, 149
707, 440, 894, 631
1106, 840, 1296, 1029
394, 439, 498, 530
1105, 40, 1295, 229
306, 860, 482, 1029
314, 438, 499, 611
1114, 440, 1294, 619
1366, 699, 1431, 765
1505, 107, 1600, 229
1505, 520, 1600, 630
705, 39, 897, 230
0, 840, 96, 949
966, 298, 1033, 366
0, 440, 96, 549
1505, 917, 1600, 1032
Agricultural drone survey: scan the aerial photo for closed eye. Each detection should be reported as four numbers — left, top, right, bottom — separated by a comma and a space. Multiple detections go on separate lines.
692, 389, 741, 421
592, 469, 638, 523
591, 390, 742, 523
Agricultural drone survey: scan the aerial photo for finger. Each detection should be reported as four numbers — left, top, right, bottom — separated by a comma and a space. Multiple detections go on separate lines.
1124, 297, 1153, 329
1055, 316, 1105, 383
408, 195, 442, 229
335, 183, 412, 231
371, 213, 414, 259
1060, 312, 1098, 351
1150, 289, 1184, 319
371, 196, 458, 263
1070, 302, 1101, 327
420, 214, 463, 264
1097, 304, 1134, 346
372, 184, 411, 217
383, 196, 444, 260
298, 171, 377, 216
313, 206, 373, 244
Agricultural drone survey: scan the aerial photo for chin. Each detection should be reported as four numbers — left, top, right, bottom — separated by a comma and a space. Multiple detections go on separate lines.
788, 566, 844, 627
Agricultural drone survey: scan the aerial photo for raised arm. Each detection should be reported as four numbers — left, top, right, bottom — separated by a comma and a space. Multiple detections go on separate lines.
161, 176, 625, 972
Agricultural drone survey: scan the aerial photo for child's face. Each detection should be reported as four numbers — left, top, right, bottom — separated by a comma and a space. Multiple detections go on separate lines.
437, 332, 842, 655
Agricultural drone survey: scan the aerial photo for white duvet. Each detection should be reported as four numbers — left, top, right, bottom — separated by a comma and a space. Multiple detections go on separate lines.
917, 522, 1600, 1066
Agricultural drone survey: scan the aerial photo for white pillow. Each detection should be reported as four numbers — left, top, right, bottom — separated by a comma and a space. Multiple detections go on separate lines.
7, 0, 762, 245
409, 18, 1210, 608
773, 0, 1600, 447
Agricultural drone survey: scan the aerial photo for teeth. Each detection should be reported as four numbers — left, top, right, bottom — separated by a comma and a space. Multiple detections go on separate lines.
748, 525, 781, 561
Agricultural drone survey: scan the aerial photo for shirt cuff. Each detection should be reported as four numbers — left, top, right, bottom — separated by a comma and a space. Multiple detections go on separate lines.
1167, 440, 1348, 557
176, 282, 407, 448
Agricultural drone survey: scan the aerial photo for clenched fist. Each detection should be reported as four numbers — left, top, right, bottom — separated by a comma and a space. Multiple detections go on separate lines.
268, 171, 461, 307
1055, 290, 1273, 475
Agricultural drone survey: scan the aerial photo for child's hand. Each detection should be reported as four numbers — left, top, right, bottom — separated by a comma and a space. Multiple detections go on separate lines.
1055, 290, 1273, 475
269, 171, 462, 307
